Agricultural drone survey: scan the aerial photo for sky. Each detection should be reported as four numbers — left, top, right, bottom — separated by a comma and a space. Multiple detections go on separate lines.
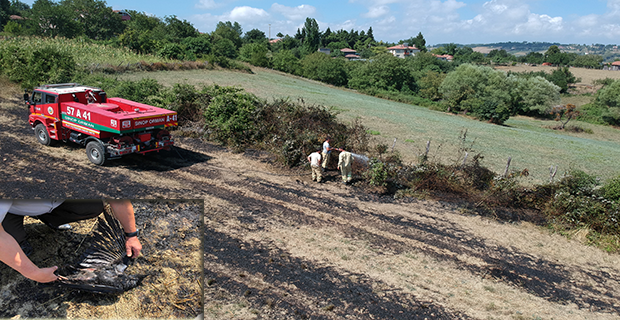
21, 0, 620, 45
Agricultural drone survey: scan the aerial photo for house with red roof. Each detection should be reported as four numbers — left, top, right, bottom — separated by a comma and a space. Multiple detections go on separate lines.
340, 48, 360, 60
387, 44, 419, 58
113, 10, 131, 21
433, 54, 454, 62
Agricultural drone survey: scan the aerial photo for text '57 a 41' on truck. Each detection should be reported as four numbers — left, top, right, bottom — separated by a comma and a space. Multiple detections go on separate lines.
25, 83, 178, 165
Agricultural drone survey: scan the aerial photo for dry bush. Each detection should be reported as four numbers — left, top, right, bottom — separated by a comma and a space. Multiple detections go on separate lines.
151, 62, 167, 71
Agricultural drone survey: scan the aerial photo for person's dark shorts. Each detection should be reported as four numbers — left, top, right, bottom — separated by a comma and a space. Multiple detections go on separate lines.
2, 200, 104, 243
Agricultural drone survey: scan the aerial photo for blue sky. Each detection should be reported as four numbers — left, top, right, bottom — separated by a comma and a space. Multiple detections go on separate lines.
22, 0, 620, 45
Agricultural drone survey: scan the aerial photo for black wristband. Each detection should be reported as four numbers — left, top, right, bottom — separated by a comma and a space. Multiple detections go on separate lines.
125, 230, 139, 238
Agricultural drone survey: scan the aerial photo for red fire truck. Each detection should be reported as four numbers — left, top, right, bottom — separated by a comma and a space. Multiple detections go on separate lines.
25, 83, 177, 165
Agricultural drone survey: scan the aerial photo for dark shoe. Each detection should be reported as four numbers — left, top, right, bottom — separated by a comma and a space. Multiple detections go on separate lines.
19, 240, 34, 257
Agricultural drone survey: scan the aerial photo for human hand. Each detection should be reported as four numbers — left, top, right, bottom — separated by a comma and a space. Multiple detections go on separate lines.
29, 266, 59, 283
125, 236, 142, 258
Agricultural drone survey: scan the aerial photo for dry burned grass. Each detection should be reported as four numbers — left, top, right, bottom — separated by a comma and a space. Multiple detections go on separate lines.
0, 77, 619, 319
203, 151, 620, 319
0, 200, 203, 318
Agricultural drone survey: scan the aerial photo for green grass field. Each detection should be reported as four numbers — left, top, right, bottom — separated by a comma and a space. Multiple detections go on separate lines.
119, 67, 620, 185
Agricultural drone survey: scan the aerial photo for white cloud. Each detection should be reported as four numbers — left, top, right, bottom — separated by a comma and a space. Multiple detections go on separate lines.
228, 6, 270, 21
271, 3, 316, 21
195, 0, 220, 10
191, 7, 270, 35
329, 19, 358, 31
190, 0, 620, 43
362, 5, 390, 18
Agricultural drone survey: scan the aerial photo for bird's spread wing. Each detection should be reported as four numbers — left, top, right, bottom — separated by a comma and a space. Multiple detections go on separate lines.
52, 201, 143, 294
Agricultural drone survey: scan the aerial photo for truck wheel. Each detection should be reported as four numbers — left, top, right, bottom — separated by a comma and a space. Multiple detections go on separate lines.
86, 141, 107, 165
34, 123, 52, 146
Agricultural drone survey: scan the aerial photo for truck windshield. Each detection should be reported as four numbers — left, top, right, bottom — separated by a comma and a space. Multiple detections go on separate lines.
32, 92, 42, 103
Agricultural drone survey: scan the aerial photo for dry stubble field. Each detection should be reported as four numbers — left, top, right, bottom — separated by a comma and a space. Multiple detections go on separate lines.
1, 75, 620, 319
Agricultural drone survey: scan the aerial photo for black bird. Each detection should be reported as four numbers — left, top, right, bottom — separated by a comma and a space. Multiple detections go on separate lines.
53, 204, 145, 294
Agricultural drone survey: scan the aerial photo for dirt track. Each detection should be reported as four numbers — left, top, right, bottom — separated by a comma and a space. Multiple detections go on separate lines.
1, 85, 620, 319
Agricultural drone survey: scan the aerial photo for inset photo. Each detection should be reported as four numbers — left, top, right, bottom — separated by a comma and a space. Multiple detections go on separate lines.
0, 199, 203, 318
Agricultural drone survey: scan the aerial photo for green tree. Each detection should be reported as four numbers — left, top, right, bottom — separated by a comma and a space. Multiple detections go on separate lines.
301, 52, 348, 86
270, 35, 300, 51
571, 54, 603, 69
545, 45, 571, 65
3, 20, 22, 34
418, 70, 447, 101
520, 52, 544, 64
243, 28, 266, 44
239, 42, 269, 67
61, 0, 124, 40
301, 17, 320, 54
596, 79, 620, 108
182, 35, 211, 57
487, 49, 513, 64
164, 15, 198, 42
212, 38, 237, 58
348, 53, 415, 92
29, 0, 81, 37
404, 32, 426, 52
439, 64, 512, 122
407, 51, 451, 73
271, 50, 301, 75
118, 28, 158, 54
213, 21, 242, 49
547, 67, 579, 93
444, 43, 457, 55
158, 42, 184, 60
0, 0, 9, 28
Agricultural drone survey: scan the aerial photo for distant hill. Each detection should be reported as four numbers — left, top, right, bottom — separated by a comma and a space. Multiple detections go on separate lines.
431, 41, 620, 61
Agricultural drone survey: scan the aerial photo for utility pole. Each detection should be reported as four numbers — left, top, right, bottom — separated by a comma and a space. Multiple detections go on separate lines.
269, 24, 271, 39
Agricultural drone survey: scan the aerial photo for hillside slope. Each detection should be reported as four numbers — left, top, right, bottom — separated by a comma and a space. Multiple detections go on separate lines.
1, 82, 618, 319
120, 66, 620, 185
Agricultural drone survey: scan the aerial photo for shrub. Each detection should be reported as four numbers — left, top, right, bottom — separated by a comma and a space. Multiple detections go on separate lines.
166, 83, 213, 122
364, 159, 389, 187
471, 100, 511, 124
158, 43, 185, 60
111, 78, 163, 103
348, 53, 415, 92
271, 50, 301, 75
301, 52, 348, 86
182, 36, 212, 57
204, 86, 261, 148
558, 169, 599, 195
547, 192, 619, 234
601, 175, 620, 202
0, 45, 76, 89
239, 42, 270, 67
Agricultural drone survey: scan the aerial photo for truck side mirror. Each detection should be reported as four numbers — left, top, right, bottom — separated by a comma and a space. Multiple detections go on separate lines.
23, 93, 29, 104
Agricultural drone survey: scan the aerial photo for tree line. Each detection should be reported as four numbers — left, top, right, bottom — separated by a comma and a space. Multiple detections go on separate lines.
2, 0, 617, 126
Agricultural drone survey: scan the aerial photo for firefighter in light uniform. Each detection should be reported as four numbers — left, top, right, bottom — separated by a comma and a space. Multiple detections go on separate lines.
321, 137, 334, 170
307, 149, 323, 183
338, 148, 354, 184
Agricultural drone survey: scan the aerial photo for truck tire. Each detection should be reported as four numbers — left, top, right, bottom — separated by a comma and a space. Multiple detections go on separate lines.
34, 123, 52, 146
86, 141, 107, 165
